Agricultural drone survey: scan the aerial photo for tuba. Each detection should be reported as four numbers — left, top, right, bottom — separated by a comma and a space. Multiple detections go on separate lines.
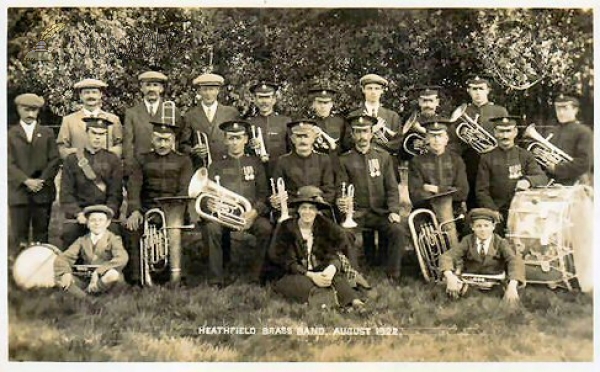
196, 131, 212, 166
450, 104, 497, 154
340, 182, 358, 228
251, 125, 270, 162
189, 167, 253, 231
523, 124, 573, 168
270, 177, 290, 222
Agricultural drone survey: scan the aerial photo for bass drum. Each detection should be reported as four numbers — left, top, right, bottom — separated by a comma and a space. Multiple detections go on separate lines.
507, 185, 593, 292
12, 243, 61, 290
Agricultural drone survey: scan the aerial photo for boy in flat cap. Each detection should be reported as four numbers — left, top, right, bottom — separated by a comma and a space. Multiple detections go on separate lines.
439, 208, 525, 303
55, 205, 129, 298
476, 116, 547, 233
180, 73, 240, 169
57, 78, 122, 159
123, 71, 183, 172
199, 120, 273, 286
8, 93, 61, 253
60, 117, 123, 247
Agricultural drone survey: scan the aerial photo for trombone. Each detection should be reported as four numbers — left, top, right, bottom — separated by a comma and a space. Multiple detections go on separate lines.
449, 104, 497, 154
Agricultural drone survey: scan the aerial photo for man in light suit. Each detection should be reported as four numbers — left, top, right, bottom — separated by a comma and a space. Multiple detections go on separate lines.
57, 78, 123, 159
180, 73, 240, 169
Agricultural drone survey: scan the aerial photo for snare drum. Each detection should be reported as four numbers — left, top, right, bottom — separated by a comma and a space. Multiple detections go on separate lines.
507, 185, 593, 291
12, 243, 61, 289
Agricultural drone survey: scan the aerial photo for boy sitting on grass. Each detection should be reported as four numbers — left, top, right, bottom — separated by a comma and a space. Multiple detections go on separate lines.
439, 208, 525, 304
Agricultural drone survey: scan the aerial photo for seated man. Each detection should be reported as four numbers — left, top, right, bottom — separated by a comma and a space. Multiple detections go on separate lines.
54, 205, 129, 298
439, 208, 525, 304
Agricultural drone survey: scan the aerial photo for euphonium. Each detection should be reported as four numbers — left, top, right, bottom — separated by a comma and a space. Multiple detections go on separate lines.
270, 177, 290, 222
449, 104, 498, 153
403, 132, 428, 156
312, 126, 338, 151
196, 131, 212, 166
140, 208, 169, 287
188, 167, 253, 231
340, 182, 357, 228
523, 123, 573, 168
251, 125, 270, 162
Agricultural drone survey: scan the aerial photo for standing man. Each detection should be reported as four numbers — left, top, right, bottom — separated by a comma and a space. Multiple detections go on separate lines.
57, 78, 122, 159
307, 80, 349, 154
123, 71, 183, 172
337, 114, 407, 283
199, 120, 273, 287
60, 117, 123, 247
8, 93, 60, 252
476, 116, 548, 233
180, 73, 240, 169
246, 81, 292, 175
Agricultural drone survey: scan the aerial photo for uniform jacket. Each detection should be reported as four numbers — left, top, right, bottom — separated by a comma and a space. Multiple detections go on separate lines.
338, 146, 400, 215
123, 99, 183, 170
439, 233, 525, 283
476, 146, 548, 212
311, 115, 350, 154
54, 230, 129, 279
60, 148, 123, 218
272, 151, 336, 204
545, 121, 593, 185
7, 122, 61, 206
208, 154, 269, 216
180, 103, 240, 169
349, 105, 402, 155
246, 112, 292, 173
127, 150, 194, 213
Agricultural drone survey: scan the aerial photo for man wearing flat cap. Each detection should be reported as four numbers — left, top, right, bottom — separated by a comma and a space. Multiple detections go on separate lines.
477, 116, 547, 233
123, 71, 183, 173
124, 121, 194, 284
337, 114, 407, 283
245, 80, 292, 176
180, 73, 240, 169
538, 94, 593, 185
60, 117, 123, 247
198, 120, 272, 286
8, 93, 61, 253
57, 78, 123, 159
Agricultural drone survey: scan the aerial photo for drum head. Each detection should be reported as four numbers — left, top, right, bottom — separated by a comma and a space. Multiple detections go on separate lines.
12, 244, 61, 289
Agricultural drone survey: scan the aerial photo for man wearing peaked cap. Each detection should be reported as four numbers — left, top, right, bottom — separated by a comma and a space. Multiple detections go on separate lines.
8, 93, 60, 254
180, 73, 240, 170
57, 78, 122, 159
60, 116, 123, 247
124, 70, 183, 174
307, 79, 350, 156
197, 119, 272, 287
477, 115, 547, 235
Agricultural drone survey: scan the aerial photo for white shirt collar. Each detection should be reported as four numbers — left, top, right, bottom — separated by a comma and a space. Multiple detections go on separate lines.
90, 232, 104, 245
476, 236, 493, 254
144, 99, 160, 113
364, 102, 380, 115
83, 107, 101, 117
201, 101, 218, 111
20, 120, 36, 142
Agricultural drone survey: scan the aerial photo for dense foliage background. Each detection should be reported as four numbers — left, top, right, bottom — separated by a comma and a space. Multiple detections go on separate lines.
7, 8, 594, 128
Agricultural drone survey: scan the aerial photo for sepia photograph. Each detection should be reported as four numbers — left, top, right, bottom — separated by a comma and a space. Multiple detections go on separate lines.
2, 0, 596, 367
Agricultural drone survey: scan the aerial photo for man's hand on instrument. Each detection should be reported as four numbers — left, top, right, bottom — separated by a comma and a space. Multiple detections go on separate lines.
191, 143, 209, 158
242, 209, 258, 231
546, 163, 556, 173
444, 271, 461, 299
423, 184, 439, 194
126, 210, 144, 231
515, 179, 531, 191
58, 273, 74, 290
306, 271, 331, 288
86, 271, 100, 293
24, 178, 44, 193
76, 212, 88, 225
269, 192, 287, 210
388, 212, 401, 224
336, 197, 349, 214
249, 137, 261, 151
503, 280, 520, 305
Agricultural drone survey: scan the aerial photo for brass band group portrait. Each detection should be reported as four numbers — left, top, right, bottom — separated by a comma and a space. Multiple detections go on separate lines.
5, 6, 595, 363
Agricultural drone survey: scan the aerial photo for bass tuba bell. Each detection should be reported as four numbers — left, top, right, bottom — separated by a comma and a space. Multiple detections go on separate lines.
449, 104, 497, 154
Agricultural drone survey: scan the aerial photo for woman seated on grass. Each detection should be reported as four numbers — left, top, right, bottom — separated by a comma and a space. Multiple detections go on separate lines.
266, 186, 367, 312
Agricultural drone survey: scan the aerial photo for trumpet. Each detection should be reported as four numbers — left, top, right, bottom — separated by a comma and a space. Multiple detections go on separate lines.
403, 132, 428, 156
523, 124, 573, 168
195, 131, 212, 167
312, 126, 338, 151
340, 182, 357, 228
270, 177, 290, 222
450, 104, 497, 154
251, 125, 270, 162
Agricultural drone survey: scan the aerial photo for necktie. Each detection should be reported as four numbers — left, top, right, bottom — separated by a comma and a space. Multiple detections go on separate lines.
478, 241, 485, 259
206, 107, 213, 122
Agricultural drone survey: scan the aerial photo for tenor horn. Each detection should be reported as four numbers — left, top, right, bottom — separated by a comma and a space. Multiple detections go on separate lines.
450, 104, 497, 154
523, 124, 573, 168
312, 126, 338, 151
196, 131, 212, 166
340, 182, 357, 228
140, 208, 169, 287
251, 125, 270, 162
403, 132, 428, 156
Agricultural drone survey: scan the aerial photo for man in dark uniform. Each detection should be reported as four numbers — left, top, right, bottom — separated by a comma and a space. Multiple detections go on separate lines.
476, 116, 548, 233
337, 114, 407, 283
246, 81, 292, 175
8, 93, 60, 253
542, 94, 593, 185
180, 73, 240, 169
60, 117, 123, 247
124, 122, 194, 284
199, 120, 273, 286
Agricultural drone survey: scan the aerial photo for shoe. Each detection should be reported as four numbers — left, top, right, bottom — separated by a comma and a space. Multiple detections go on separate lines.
208, 278, 225, 288
350, 299, 368, 315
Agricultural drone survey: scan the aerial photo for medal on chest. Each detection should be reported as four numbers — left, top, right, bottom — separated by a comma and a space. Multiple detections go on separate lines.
508, 164, 522, 179
243, 165, 255, 181
368, 158, 381, 178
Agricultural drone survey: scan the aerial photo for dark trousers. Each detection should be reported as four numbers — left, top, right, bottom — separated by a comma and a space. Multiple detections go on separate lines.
201, 216, 273, 281
62, 221, 122, 249
9, 203, 52, 250
123, 227, 142, 284
273, 272, 358, 306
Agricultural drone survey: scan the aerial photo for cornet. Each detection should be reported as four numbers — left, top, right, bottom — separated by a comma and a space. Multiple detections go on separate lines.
312, 126, 338, 151
270, 177, 290, 222
449, 104, 497, 154
340, 182, 357, 228
523, 124, 573, 168
251, 125, 270, 162
196, 131, 212, 166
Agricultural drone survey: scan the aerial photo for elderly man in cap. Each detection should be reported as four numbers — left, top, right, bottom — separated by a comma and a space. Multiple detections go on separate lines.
123, 71, 183, 172
57, 78, 122, 159
124, 121, 194, 284
408, 119, 469, 248
180, 73, 240, 169
8, 93, 61, 252
477, 116, 547, 233
245, 81, 292, 175
199, 120, 273, 286
60, 117, 123, 247
55, 205, 129, 298
337, 114, 407, 283
439, 208, 525, 304
539, 94, 593, 186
